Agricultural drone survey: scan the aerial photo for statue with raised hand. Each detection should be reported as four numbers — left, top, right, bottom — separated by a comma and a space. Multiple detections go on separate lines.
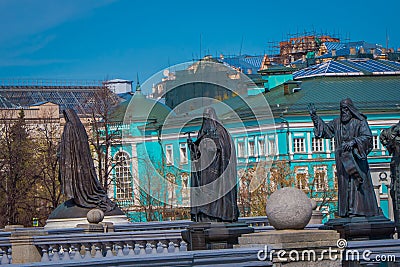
308, 99, 380, 217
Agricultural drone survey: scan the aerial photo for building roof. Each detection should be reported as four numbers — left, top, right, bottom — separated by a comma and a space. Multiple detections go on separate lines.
265, 75, 400, 115
0, 95, 18, 108
110, 90, 172, 123
218, 55, 264, 74
293, 59, 400, 79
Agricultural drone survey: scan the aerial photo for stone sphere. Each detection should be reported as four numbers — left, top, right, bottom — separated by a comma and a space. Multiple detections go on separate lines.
87, 209, 104, 224
266, 187, 312, 230
310, 199, 317, 210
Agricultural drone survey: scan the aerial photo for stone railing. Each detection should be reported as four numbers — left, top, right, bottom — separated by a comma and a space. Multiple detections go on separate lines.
0, 216, 271, 264
8, 228, 185, 264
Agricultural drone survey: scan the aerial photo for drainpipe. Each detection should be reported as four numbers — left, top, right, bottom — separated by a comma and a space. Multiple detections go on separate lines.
280, 115, 291, 166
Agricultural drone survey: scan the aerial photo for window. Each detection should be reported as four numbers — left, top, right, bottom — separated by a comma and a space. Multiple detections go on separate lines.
268, 139, 276, 155
181, 173, 190, 206
295, 167, 309, 190
237, 141, 245, 157
179, 143, 188, 164
372, 135, 379, 150
166, 173, 176, 203
258, 139, 265, 156
314, 166, 327, 192
115, 152, 133, 200
294, 138, 305, 152
330, 138, 335, 151
248, 140, 255, 156
312, 138, 324, 152
166, 144, 173, 165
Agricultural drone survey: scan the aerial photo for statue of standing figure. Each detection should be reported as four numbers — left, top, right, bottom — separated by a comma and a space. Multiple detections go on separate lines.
59, 109, 118, 213
308, 98, 380, 217
380, 120, 400, 230
187, 107, 239, 222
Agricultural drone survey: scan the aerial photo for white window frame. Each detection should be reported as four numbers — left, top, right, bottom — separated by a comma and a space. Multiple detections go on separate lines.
237, 141, 246, 158
165, 144, 174, 165
258, 138, 265, 156
114, 152, 133, 200
294, 138, 306, 153
248, 139, 255, 156
314, 166, 328, 192
312, 137, 324, 152
295, 167, 309, 190
179, 143, 188, 164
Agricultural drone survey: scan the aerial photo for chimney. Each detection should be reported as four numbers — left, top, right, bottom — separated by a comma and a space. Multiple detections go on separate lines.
332, 49, 336, 57
350, 47, 356, 55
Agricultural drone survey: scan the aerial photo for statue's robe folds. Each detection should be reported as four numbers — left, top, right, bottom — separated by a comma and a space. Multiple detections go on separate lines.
59, 109, 116, 213
313, 116, 380, 217
188, 108, 239, 222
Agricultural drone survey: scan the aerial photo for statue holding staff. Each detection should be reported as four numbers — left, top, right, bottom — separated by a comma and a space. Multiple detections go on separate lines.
187, 107, 239, 222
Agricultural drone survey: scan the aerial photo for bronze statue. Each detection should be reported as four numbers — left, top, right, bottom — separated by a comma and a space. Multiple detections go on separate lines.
308, 98, 380, 217
187, 107, 239, 222
380, 120, 400, 230
59, 109, 117, 213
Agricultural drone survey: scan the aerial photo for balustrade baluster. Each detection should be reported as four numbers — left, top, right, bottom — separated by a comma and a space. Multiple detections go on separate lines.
81, 243, 91, 260
127, 242, 135, 256
145, 242, 152, 254
115, 244, 124, 257
50, 245, 60, 262
156, 241, 164, 253
61, 244, 71, 261
138, 241, 146, 255
179, 240, 187, 251
71, 243, 82, 261
39, 245, 50, 262
133, 243, 141, 255
93, 243, 103, 258
104, 242, 113, 257
0, 247, 10, 265
167, 241, 176, 253
122, 243, 130, 256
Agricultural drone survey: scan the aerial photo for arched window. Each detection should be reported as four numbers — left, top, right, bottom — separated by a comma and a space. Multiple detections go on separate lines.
114, 152, 133, 200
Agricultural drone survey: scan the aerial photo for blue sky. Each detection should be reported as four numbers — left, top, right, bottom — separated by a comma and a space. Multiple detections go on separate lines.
0, 0, 399, 82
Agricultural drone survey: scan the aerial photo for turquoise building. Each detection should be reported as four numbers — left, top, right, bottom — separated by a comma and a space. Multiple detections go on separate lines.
109, 59, 400, 222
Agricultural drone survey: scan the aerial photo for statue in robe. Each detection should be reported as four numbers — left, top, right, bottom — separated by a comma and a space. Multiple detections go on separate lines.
308, 98, 380, 217
380, 120, 400, 230
59, 109, 117, 213
187, 107, 239, 222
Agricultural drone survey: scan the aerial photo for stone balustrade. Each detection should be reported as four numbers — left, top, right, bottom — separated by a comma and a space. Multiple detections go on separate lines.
0, 216, 271, 264
37, 230, 186, 262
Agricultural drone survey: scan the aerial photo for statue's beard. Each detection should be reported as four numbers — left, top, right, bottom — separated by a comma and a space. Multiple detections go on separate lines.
341, 112, 352, 123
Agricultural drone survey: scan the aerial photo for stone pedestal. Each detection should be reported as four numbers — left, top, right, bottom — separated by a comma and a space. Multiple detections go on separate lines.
10, 230, 47, 264
238, 229, 341, 267
181, 222, 254, 250
45, 199, 130, 229
322, 215, 395, 240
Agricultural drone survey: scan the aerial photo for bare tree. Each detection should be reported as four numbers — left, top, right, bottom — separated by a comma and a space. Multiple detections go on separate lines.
33, 114, 66, 225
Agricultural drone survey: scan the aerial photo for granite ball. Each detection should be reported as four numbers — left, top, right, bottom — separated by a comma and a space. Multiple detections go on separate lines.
266, 187, 312, 230
87, 209, 104, 224
310, 199, 317, 210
